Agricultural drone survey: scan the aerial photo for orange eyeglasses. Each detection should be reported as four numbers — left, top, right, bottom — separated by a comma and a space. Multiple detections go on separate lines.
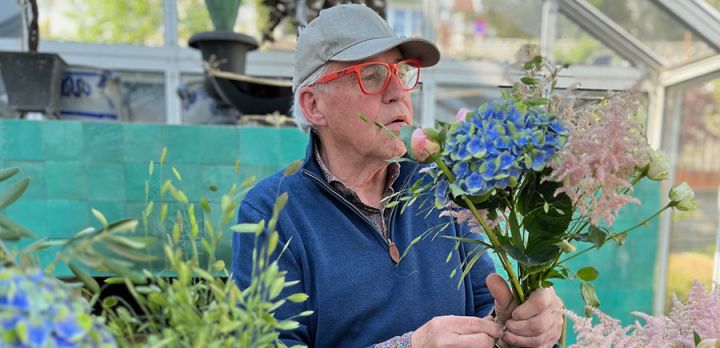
310, 59, 421, 95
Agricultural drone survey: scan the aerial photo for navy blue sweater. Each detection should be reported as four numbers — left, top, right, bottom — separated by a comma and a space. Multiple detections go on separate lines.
232, 137, 496, 348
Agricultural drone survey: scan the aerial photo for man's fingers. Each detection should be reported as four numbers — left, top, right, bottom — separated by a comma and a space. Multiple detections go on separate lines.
454, 333, 497, 348
486, 273, 515, 319
502, 317, 563, 347
505, 306, 561, 336
451, 316, 504, 338
511, 287, 559, 320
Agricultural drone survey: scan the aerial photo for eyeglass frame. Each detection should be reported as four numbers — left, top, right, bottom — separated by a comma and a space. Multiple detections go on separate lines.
309, 58, 422, 95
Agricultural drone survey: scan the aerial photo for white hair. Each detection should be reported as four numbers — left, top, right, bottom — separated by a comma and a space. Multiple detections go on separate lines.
291, 63, 336, 132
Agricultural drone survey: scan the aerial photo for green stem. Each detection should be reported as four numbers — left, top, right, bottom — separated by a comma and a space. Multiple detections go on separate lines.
434, 158, 526, 304
558, 204, 671, 265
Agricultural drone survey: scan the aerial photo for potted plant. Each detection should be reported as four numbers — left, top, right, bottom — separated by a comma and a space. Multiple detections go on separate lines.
188, 0, 259, 75
0, 0, 67, 117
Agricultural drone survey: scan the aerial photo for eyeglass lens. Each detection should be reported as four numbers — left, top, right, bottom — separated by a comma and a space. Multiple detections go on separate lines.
359, 61, 420, 93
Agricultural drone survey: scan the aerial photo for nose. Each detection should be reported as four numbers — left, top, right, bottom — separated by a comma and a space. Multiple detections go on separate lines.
382, 70, 408, 104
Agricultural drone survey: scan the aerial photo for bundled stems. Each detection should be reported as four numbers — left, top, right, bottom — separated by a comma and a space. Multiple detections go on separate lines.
433, 157, 526, 305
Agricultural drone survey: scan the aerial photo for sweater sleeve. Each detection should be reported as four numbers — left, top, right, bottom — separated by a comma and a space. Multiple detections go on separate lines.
231, 200, 313, 347
457, 221, 497, 317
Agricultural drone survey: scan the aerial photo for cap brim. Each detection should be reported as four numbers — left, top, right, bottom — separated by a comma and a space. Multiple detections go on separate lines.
330, 37, 440, 67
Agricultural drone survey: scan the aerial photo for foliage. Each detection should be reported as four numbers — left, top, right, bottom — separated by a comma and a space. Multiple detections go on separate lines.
100, 149, 311, 347
0, 149, 310, 348
390, 49, 696, 317
567, 280, 720, 348
0, 167, 150, 348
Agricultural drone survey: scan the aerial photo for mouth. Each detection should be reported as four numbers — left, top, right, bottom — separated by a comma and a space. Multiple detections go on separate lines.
384, 116, 409, 128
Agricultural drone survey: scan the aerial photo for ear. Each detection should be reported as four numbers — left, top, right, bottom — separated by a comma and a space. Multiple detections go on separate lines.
299, 87, 328, 128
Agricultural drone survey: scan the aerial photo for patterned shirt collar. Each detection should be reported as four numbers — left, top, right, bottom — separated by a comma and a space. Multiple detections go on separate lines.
314, 142, 400, 208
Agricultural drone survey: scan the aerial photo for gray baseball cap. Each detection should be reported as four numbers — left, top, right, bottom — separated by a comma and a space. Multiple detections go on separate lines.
293, 4, 441, 92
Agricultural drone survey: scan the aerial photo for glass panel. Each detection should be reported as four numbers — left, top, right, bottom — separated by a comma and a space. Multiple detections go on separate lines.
587, 0, 716, 66
37, 0, 164, 46
0, 1, 21, 39
120, 71, 166, 123
664, 77, 720, 311
435, 84, 501, 123
177, 0, 212, 47
554, 13, 631, 67
179, 73, 241, 124
437, 0, 541, 62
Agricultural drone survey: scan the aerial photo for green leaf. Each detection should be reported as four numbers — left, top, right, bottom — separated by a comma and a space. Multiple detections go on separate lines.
588, 225, 607, 249
505, 243, 557, 266
546, 268, 566, 280
69, 263, 100, 293
160, 146, 167, 164
526, 98, 551, 106
91, 208, 108, 226
521, 77, 538, 85
694, 331, 702, 345
0, 177, 30, 210
581, 282, 600, 316
276, 320, 300, 331
0, 167, 20, 182
613, 232, 628, 246
172, 166, 182, 181
399, 126, 417, 159
231, 223, 259, 233
576, 267, 599, 281
287, 293, 309, 303
283, 160, 303, 176
105, 218, 138, 234
0, 216, 34, 240
518, 171, 572, 239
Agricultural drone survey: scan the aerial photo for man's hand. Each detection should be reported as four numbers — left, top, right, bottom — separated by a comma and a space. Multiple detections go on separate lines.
487, 273, 564, 348
411, 315, 503, 348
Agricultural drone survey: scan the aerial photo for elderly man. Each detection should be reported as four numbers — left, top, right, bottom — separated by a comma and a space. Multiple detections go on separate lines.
232, 4, 564, 347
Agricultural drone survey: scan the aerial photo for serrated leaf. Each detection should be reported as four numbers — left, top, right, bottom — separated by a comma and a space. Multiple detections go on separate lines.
0, 177, 30, 210
0, 167, 20, 182
576, 267, 599, 281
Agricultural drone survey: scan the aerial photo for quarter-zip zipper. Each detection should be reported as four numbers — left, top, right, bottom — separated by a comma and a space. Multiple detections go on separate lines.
303, 168, 416, 264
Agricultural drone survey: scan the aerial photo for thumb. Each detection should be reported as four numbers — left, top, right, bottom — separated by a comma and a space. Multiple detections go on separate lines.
486, 273, 515, 322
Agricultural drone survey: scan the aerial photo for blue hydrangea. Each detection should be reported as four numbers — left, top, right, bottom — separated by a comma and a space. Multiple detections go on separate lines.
439, 99, 567, 196
0, 266, 117, 348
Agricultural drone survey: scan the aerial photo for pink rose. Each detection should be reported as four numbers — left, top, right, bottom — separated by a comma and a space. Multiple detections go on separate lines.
411, 128, 441, 162
455, 107, 470, 122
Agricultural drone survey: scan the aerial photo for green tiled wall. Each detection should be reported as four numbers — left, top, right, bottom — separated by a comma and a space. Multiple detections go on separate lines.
0, 119, 309, 276
0, 119, 664, 340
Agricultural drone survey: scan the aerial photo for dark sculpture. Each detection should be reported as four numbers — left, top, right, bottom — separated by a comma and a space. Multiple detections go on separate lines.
260, 0, 387, 42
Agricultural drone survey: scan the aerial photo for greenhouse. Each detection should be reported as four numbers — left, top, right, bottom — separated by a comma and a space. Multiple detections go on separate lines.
0, 0, 719, 346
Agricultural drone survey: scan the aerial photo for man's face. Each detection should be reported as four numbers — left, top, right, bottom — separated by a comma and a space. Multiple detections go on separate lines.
316, 48, 414, 162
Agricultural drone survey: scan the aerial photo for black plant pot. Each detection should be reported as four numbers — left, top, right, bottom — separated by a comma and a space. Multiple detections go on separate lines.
0, 51, 67, 115
188, 31, 258, 75
206, 71, 292, 116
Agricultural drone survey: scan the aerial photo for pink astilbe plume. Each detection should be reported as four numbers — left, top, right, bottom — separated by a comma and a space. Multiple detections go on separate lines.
439, 202, 503, 233
568, 280, 720, 347
549, 92, 649, 226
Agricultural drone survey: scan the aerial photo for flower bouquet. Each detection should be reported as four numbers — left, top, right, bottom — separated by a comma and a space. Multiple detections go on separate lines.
394, 51, 697, 315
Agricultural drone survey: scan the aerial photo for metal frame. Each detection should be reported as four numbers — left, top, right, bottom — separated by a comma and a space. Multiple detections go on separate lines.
558, 0, 666, 70
653, 0, 720, 52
